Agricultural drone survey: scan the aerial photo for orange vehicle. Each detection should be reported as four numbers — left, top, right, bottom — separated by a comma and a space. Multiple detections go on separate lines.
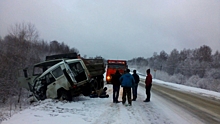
106, 60, 128, 84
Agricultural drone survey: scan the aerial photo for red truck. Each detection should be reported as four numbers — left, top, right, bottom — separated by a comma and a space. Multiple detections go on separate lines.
106, 60, 128, 84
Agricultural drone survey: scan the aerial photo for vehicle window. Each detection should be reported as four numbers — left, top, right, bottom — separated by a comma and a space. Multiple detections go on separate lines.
69, 62, 84, 75
76, 62, 84, 72
108, 65, 126, 69
68, 62, 87, 82
45, 73, 55, 84
52, 66, 63, 78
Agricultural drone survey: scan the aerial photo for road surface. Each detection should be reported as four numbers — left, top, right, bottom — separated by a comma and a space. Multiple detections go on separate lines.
148, 80, 220, 124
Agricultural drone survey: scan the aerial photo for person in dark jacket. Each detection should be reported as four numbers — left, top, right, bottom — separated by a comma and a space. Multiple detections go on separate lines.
99, 87, 109, 98
132, 70, 140, 101
119, 69, 135, 106
144, 69, 152, 102
111, 70, 121, 103
90, 87, 109, 98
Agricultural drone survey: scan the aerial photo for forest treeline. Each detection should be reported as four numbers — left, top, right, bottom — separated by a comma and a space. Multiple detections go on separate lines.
128, 46, 220, 92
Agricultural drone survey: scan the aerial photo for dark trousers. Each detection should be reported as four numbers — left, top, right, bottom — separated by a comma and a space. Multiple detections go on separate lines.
113, 85, 120, 102
122, 87, 132, 104
145, 84, 152, 101
132, 85, 138, 100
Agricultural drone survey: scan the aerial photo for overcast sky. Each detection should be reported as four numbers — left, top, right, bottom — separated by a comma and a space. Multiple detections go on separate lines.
0, 0, 220, 60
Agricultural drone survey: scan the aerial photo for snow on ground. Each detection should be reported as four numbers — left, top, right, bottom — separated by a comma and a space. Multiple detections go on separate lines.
154, 79, 220, 100
1, 84, 202, 124
1, 72, 220, 124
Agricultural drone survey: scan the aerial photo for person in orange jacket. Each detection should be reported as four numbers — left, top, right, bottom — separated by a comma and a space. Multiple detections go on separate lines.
144, 69, 152, 102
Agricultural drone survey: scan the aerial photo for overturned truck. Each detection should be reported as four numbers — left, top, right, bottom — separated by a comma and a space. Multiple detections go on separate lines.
18, 53, 105, 101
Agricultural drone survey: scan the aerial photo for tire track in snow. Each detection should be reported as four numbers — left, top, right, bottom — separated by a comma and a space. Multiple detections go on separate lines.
91, 102, 120, 124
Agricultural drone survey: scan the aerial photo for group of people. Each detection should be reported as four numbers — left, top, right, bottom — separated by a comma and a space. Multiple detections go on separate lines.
111, 68, 152, 106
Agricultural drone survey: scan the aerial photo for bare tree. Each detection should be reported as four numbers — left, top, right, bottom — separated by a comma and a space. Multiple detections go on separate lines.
9, 22, 39, 42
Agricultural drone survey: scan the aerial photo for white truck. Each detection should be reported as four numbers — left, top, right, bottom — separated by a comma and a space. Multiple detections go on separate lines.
18, 53, 105, 101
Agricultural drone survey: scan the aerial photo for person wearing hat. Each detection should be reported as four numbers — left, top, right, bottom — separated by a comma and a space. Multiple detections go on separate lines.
144, 69, 152, 102
132, 70, 140, 101
119, 69, 135, 106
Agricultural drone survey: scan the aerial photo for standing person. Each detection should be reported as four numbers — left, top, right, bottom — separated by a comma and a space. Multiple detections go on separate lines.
120, 69, 135, 106
144, 69, 152, 102
111, 70, 121, 103
132, 70, 140, 101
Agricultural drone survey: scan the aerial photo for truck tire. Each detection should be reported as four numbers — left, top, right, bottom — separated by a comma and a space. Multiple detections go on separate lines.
91, 79, 98, 90
82, 83, 91, 96
37, 86, 47, 100
98, 78, 104, 89
58, 88, 72, 101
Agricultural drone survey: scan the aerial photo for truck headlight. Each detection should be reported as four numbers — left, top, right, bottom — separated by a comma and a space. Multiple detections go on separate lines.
106, 76, 111, 81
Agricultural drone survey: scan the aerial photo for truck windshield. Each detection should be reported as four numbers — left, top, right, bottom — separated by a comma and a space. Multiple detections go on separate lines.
108, 65, 126, 69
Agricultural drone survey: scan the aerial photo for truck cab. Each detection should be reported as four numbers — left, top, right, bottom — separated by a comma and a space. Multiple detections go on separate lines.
106, 60, 127, 84
19, 59, 90, 101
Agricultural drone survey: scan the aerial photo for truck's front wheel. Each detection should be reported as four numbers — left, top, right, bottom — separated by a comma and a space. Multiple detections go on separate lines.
58, 89, 72, 101
98, 78, 104, 89
82, 83, 91, 96
91, 79, 98, 90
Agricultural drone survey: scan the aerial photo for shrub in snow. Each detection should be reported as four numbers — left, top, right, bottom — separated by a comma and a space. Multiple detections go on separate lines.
205, 69, 220, 79
185, 75, 201, 87
174, 73, 185, 84
197, 78, 208, 89
217, 84, 220, 92
206, 78, 220, 92
153, 70, 170, 82
168, 75, 180, 84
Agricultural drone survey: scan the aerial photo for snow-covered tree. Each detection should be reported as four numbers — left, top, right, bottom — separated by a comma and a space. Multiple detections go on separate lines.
165, 49, 179, 75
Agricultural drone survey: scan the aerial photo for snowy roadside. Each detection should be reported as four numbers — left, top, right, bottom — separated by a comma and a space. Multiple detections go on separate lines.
137, 71, 220, 100
1, 83, 205, 124
153, 79, 220, 100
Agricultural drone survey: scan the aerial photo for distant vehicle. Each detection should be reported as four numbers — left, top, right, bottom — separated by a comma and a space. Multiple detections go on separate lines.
18, 53, 105, 102
105, 60, 128, 84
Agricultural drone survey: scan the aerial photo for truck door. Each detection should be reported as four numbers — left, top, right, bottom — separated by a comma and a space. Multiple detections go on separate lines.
63, 60, 76, 86
68, 62, 88, 83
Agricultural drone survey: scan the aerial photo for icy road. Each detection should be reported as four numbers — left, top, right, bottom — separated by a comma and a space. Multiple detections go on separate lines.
3, 78, 220, 124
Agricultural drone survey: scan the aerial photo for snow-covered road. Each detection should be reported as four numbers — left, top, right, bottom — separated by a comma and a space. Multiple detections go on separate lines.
1, 82, 204, 124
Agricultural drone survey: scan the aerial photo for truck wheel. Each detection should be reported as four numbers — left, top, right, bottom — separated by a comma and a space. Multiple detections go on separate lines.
37, 87, 47, 100
82, 83, 91, 96
98, 78, 104, 89
58, 89, 72, 101
91, 79, 98, 90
